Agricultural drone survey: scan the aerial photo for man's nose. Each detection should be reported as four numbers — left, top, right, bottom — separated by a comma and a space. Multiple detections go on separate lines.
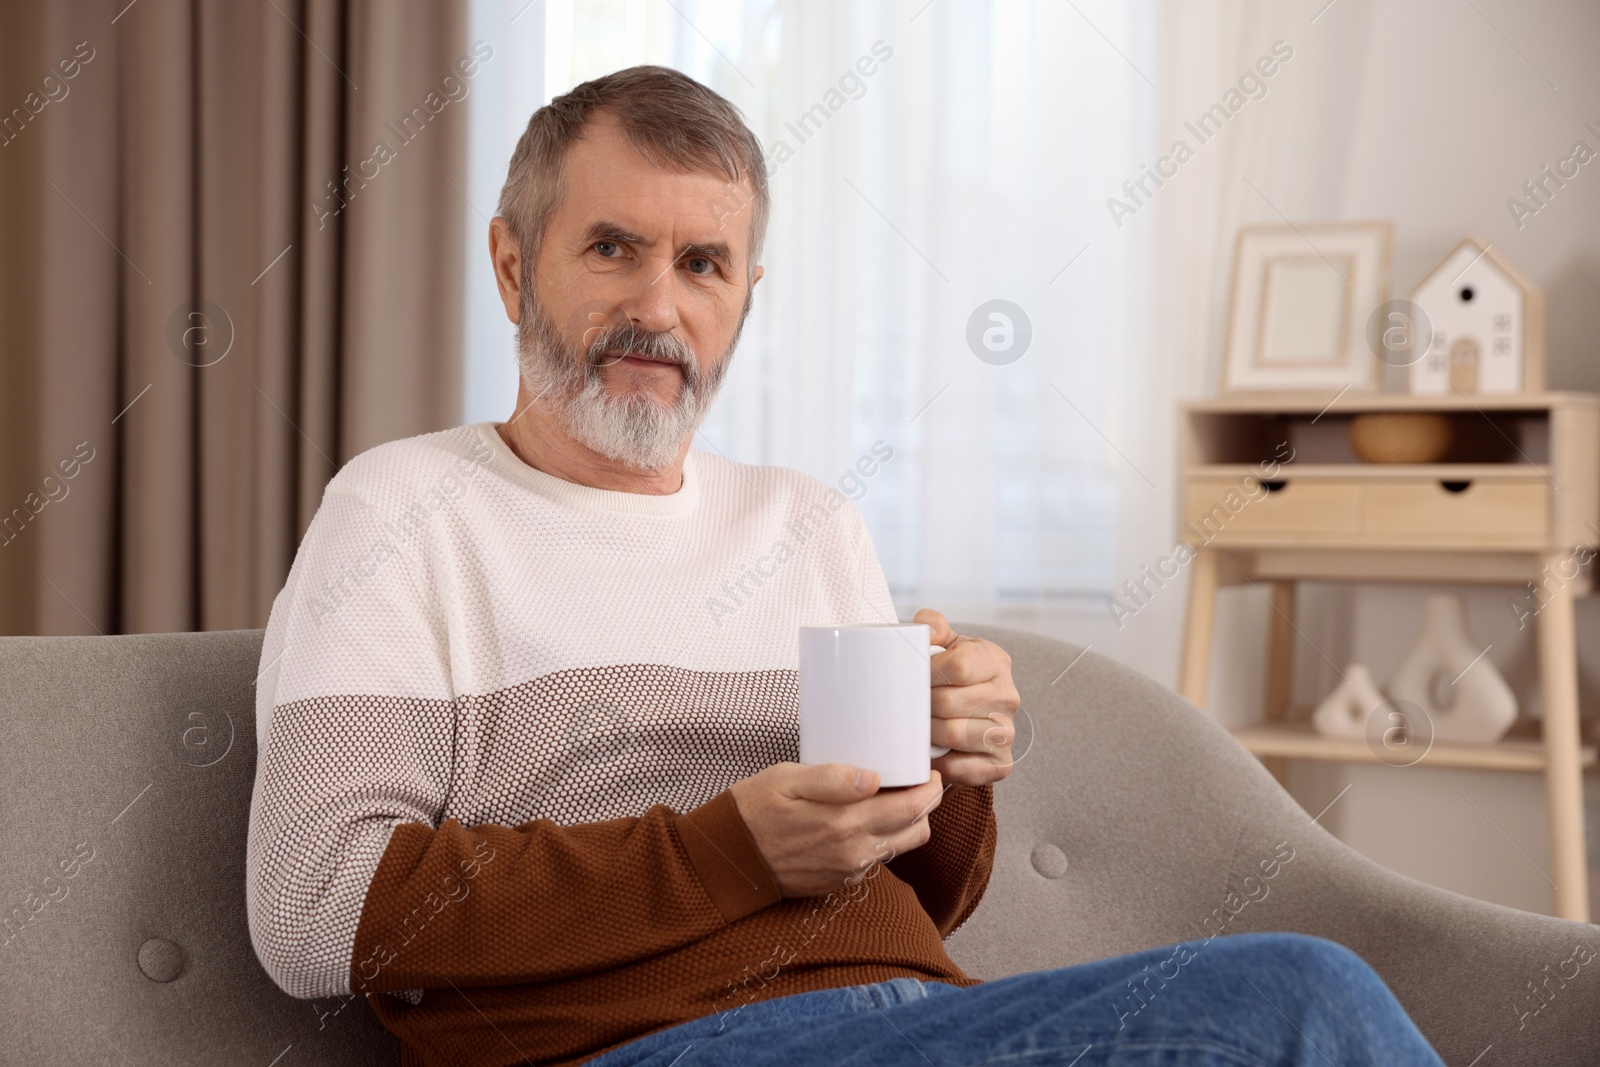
618, 254, 684, 334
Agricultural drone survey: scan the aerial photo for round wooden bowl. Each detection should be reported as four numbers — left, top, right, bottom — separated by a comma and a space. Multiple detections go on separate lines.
1348, 412, 1454, 464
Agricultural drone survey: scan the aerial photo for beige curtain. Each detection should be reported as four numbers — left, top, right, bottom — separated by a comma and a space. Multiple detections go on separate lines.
0, 0, 469, 636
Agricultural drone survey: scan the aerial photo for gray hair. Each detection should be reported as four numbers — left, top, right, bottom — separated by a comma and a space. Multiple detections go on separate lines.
495, 65, 769, 280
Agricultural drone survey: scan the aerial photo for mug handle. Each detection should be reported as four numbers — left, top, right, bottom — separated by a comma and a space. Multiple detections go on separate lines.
929, 643, 950, 759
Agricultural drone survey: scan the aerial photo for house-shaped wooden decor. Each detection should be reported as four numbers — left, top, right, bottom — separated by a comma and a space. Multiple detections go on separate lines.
1409, 236, 1545, 395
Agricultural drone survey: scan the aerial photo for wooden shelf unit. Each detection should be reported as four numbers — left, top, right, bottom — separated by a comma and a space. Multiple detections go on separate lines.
1232, 721, 1597, 774
1176, 390, 1600, 922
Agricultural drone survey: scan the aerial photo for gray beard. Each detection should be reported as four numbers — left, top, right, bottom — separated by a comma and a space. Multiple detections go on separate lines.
513, 268, 748, 473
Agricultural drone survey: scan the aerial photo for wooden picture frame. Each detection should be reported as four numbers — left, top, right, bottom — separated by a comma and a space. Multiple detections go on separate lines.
1221, 221, 1393, 394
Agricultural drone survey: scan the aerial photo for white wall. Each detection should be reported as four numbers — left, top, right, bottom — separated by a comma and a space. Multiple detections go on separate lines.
1305, 0, 1600, 917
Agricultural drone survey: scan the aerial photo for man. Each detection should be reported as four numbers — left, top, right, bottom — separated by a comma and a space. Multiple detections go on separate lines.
247, 66, 1445, 1066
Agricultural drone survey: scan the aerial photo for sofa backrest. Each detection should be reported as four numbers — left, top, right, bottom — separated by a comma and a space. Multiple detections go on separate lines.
1, 629, 399, 1066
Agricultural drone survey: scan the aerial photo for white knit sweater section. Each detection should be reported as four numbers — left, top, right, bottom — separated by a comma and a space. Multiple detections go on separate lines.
246, 421, 898, 999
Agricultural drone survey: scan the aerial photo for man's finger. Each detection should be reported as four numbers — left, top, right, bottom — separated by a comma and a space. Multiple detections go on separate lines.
901, 770, 945, 821
933, 748, 1014, 787
933, 678, 1021, 720
855, 771, 944, 835
932, 712, 1015, 753
929, 639, 1002, 688
912, 607, 958, 649
785, 762, 880, 803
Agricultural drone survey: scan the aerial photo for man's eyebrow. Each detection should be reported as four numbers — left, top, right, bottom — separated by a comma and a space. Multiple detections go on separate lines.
679, 240, 732, 263
581, 220, 648, 245
580, 221, 733, 265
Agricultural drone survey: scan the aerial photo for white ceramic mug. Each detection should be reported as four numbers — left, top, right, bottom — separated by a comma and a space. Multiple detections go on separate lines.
798, 623, 949, 788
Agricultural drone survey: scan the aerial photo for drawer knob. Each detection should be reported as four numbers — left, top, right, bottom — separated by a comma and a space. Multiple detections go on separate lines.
1440, 480, 1473, 494
1261, 480, 1287, 493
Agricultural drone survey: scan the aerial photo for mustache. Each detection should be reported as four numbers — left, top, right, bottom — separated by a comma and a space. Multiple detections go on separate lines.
583, 320, 696, 370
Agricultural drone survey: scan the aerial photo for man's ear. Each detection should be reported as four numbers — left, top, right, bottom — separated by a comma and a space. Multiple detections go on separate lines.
489, 216, 523, 325
751, 264, 764, 288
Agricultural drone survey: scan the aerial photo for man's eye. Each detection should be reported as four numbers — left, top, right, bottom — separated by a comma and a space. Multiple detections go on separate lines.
685, 256, 715, 275
594, 241, 621, 257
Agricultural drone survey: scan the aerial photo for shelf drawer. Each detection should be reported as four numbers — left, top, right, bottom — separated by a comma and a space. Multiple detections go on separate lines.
1363, 479, 1549, 540
1182, 477, 1359, 539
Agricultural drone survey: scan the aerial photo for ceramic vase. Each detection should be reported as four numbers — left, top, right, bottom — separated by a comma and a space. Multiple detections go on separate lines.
1386, 594, 1516, 744
1312, 664, 1387, 738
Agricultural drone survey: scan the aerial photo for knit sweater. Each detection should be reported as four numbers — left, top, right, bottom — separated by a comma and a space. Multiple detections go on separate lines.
245, 421, 996, 1067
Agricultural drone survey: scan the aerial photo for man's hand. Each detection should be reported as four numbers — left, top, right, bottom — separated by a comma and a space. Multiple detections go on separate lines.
729, 763, 944, 898
915, 608, 1020, 788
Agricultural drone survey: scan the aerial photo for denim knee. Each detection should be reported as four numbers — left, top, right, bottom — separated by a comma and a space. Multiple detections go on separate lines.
1210, 932, 1385, 1002
1242, 932, 1370, 970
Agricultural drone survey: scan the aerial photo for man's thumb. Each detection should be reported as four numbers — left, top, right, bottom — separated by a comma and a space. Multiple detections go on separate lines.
790, 763, 879, 803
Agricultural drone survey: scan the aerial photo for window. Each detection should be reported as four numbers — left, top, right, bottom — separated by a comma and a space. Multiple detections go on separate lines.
462, 0, 1154, 610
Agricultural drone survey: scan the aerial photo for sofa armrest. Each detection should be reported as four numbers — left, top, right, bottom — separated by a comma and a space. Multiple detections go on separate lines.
942, 624, 1600, 1067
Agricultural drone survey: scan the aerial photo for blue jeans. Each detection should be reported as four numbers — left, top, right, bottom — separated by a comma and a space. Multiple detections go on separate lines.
585, 933, 1444, 1066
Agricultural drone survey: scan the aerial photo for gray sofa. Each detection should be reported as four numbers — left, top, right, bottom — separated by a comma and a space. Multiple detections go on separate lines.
2, 624, 1595, 1065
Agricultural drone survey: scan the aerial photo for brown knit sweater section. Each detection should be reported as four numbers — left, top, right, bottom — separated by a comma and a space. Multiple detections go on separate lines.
350, 781, 996, 1066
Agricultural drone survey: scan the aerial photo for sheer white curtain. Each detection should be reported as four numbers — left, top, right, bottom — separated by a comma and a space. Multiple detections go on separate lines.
466, 0, 1157, 617
1149, 1, 1375, 404
1140, 0, 1378, 706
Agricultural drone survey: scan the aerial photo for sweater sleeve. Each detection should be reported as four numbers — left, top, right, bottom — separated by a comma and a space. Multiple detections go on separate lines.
886, 783, 996, 938
348, 791, 781, 995
246, 473, 782, 1002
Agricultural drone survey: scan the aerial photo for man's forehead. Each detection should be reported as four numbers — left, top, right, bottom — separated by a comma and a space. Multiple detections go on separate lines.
577, 189, 722, 225
560, 116, 756, 250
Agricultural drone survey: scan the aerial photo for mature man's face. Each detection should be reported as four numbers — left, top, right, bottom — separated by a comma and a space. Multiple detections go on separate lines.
512, 111, 762, 472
